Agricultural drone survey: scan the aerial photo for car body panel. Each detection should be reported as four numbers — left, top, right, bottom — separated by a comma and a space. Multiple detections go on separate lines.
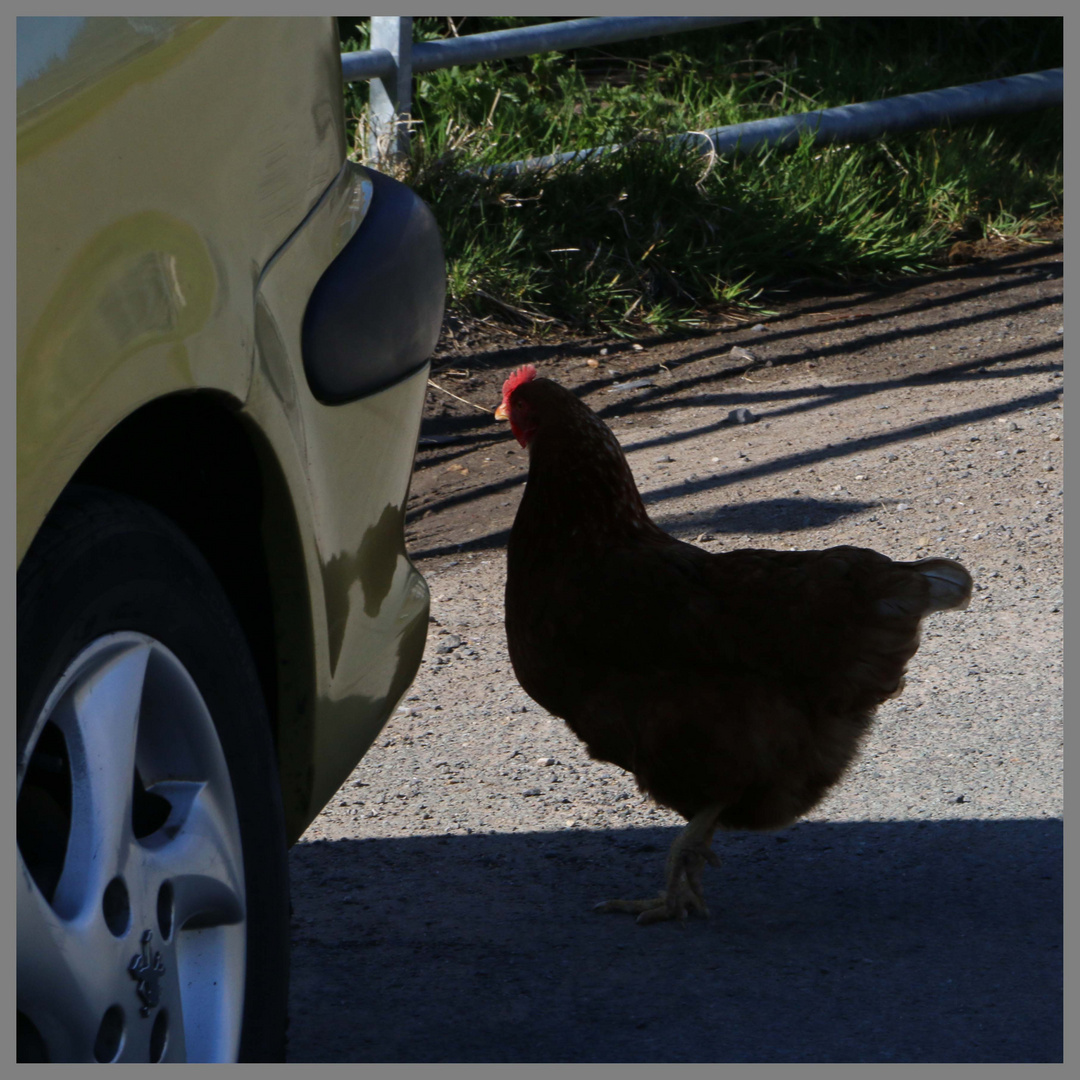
17, 16, 346, 564
17, 16, 440, 843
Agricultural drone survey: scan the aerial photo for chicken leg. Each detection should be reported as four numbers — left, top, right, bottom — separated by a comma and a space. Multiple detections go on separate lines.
595, 805, 724, 925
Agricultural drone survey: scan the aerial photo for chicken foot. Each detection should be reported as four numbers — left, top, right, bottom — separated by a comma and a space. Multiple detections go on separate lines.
595, 805, 724, 925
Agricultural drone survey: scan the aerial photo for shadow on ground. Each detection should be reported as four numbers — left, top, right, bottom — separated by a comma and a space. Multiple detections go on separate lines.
405, 339, 1062, 561
286, 817, 1061, 1063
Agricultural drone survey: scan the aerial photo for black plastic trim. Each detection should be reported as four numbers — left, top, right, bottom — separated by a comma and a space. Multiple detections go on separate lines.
301, 167, 446, 404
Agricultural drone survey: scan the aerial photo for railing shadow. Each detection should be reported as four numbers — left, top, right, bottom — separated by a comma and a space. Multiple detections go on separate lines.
286, 817, 1062, 1062
420, 318, 1060, 472
420, 316, 1061, 474
404, 368, 1061, 560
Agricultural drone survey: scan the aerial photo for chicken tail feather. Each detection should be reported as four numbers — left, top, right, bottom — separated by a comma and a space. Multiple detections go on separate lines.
910, 557, 973, 612
871, 557, 973, 620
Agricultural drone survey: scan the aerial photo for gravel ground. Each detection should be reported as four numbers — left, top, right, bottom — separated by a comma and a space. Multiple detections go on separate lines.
286, 241, 1062, 1063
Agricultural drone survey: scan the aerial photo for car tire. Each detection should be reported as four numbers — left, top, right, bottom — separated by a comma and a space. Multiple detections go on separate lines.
17, 484, 289, 1063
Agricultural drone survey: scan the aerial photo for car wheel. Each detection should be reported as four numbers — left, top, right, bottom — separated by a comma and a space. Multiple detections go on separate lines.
17, 485, 289, 1062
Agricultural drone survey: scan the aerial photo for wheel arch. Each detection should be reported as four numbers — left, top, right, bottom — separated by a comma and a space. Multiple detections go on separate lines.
70, 390, 317, 840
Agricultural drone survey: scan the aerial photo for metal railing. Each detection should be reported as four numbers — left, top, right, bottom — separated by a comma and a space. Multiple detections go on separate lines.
341, 17, 1063, 172
343, 16, 757, 161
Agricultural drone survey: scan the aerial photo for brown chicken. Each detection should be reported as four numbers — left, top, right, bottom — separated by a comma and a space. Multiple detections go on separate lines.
495, 364, 972, 924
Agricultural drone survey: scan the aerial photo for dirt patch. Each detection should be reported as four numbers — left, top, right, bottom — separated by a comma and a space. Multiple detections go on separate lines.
286, 239, 1062, 1063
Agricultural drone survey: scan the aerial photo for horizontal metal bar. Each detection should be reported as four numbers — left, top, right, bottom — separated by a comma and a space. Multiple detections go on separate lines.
342, 16, 757, 82
679, 67, 1064, 156
483, 68, 1064, 176
341, 47, 395, 83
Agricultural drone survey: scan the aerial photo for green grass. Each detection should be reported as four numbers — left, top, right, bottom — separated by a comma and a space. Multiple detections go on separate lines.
339, 16, 1062, 334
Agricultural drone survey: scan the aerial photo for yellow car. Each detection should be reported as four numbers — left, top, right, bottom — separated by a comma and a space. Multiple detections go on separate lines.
17, 17, 444, 1063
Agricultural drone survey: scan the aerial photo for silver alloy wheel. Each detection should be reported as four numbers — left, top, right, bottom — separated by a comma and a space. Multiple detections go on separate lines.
17, 632, 247, 1063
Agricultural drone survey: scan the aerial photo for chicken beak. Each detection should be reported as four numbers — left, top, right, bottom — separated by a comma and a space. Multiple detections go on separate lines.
494, 403, 509, 421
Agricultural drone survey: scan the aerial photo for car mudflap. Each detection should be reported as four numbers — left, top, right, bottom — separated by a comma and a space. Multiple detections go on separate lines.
301, 166, 446, 404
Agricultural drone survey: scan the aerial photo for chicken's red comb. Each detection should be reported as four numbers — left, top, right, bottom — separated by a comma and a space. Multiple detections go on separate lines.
501, 364, 537, 400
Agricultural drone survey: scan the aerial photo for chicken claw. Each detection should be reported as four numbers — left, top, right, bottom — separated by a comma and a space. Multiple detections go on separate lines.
595, 805, 723, 925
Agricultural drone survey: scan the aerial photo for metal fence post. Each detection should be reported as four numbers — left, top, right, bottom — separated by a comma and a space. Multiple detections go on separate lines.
367, 16, 413, 165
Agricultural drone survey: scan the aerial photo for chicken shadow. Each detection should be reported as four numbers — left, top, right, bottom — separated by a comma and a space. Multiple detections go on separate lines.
286, 817, 1061, 1063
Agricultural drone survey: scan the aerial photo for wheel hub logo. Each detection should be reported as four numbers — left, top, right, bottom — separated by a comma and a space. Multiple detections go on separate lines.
128, 930, 165, 1017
